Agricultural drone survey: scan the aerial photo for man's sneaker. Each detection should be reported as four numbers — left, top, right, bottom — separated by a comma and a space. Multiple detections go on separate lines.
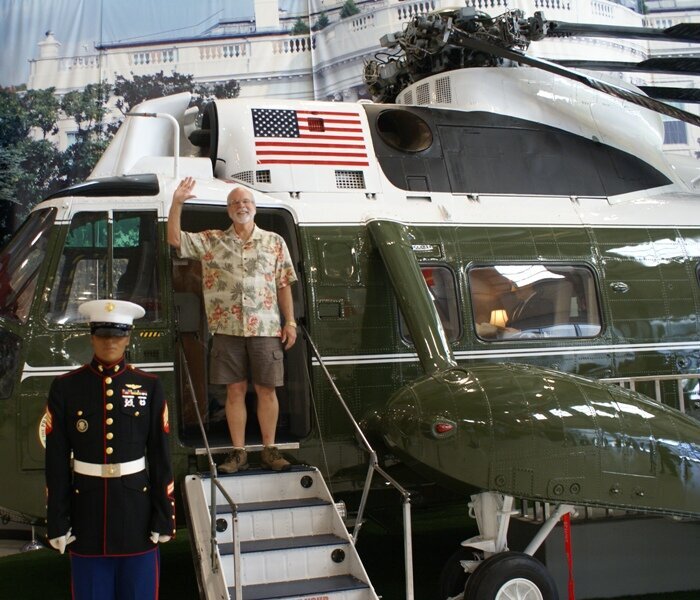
219, 448, 248, 474
261, 446, 291, 471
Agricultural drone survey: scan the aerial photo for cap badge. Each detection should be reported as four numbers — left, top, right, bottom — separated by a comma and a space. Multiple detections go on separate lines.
105, 302, 115, 312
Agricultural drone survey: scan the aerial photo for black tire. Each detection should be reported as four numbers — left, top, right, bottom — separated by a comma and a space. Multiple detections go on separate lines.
464, 551, 559, 600
438, 547, 479, 599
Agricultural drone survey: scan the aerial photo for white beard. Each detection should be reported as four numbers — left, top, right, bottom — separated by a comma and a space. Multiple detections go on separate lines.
233, 213, 254, 225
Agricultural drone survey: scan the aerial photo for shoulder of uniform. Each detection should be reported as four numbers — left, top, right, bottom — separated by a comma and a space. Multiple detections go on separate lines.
126, 365, 159, 380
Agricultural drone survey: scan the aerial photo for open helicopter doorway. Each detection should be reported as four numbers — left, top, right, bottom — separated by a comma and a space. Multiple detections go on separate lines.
172, 204, 309, 451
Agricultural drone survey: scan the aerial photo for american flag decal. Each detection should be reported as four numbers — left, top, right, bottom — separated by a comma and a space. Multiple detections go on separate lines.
252, 108, 368, 166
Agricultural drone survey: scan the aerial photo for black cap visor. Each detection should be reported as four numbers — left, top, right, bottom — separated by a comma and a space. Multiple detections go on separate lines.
90, 323, 132, 337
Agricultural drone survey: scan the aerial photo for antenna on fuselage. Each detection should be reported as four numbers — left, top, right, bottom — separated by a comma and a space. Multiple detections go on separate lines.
125, 111, 181, 179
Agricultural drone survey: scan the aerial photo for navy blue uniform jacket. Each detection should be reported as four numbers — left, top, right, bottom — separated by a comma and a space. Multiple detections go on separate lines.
45, 356, 175, 555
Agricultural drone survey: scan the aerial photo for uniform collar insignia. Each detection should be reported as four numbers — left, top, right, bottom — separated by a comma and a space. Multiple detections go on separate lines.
91, 356, 127, 375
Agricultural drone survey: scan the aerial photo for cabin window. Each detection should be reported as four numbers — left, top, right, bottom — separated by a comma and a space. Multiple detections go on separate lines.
47, 210, 161, 324
0, 208, 56, 325
400, 265, 461, 343
112, 211, 161, 319
468, 264, 602, 341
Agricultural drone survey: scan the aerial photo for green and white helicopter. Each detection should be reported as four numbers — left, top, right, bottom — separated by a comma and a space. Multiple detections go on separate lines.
1, 8, 700, 599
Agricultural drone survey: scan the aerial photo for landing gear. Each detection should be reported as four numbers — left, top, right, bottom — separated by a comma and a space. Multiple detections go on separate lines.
464, 551, 558, 600
438, 547, 478, 599
439, 492, 572, 600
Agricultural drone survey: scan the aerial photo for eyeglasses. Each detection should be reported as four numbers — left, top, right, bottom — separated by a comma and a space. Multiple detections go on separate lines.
228, 198, 253, 207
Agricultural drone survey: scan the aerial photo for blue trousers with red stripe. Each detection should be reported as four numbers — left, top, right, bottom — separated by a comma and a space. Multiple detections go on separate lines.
70, 547, 160, 600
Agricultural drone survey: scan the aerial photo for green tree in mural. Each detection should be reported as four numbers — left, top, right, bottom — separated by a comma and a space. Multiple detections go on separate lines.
23, 88, 60, 138
291, 18, 310, 35
0, 87, 63, 241
113, 71, 196, 116
59, 83, 113, 186
340, 0, 360, 19
312, 12, 330, 32
61, 83, 112, 139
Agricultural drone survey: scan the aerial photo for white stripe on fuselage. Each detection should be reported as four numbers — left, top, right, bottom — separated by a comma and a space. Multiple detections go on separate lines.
20, 362, 175, 382
311, 340, 700, 366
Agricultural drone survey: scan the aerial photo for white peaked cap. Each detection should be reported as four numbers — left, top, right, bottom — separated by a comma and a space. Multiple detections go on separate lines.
79, 300, 146, 336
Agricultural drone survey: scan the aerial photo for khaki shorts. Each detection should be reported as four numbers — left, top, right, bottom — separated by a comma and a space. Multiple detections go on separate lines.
210, 335, 284, 387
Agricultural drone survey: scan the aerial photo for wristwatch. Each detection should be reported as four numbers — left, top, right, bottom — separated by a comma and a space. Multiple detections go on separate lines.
286, 321, 297, 328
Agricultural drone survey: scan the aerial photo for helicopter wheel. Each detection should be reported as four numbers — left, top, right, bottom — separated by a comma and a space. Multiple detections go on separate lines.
438, 546, 480, 599
464, 551, 558, 600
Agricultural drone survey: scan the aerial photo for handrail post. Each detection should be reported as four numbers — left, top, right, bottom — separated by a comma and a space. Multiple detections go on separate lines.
403, 493, 414, 600
176, 328, 241, 597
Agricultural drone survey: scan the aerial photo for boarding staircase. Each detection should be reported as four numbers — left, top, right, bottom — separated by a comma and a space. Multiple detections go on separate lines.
184, 465, 380, 600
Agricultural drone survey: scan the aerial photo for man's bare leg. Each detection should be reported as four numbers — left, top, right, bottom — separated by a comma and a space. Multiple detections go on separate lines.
225, 380, 248, 448
254, 383, 279, 447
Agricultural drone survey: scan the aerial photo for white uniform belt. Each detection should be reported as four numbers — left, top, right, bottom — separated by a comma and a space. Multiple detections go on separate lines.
73, 457, 146, 478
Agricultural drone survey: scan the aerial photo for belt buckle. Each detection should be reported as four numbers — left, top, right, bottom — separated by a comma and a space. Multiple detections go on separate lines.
102, 463, 120, 477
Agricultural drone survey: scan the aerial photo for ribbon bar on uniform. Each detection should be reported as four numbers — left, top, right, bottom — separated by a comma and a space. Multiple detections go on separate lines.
73, 457, 146, 478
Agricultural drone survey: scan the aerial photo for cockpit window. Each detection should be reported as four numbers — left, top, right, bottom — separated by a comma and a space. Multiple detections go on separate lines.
400, 265, 461, 343
47, 210, 161, 325
468, 264, 602, 341
0, 208, 56, 324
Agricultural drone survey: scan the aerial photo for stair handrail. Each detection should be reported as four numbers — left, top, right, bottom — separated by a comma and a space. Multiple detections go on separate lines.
176, 336, 243, 600
301, 324, 415, 600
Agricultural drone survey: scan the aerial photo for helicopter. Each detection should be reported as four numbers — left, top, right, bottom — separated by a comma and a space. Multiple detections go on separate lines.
1, 5, 700, 599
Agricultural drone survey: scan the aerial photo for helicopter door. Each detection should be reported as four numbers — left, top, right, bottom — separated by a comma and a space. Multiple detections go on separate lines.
173, 205, 309, 449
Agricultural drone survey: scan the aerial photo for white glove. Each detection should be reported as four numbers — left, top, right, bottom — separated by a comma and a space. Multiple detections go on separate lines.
49, 528, 76, 554
150, 531, 172, 544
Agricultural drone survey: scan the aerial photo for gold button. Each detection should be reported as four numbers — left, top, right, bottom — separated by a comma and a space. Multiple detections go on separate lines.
98, 365, 104, 372
143, 487, 147, 492
105, 377, 112, 384
106, 389, 114, 397
106, 403, 113, 411
77, 410, 83, 416
106, 432, 114, 440
135, 411, 140, 417
75, 490, 80, 494
114, 365, 120, 372
106, 447, 113, 455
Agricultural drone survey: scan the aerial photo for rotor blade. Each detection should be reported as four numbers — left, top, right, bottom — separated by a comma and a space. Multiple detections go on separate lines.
448, 27, 700, 128
554, 57, 700, 76
638, 86, 700, 104
546, 20, 700, 43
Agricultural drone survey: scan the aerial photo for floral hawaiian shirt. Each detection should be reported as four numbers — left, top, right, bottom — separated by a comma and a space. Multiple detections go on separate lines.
178, 225, 297, 337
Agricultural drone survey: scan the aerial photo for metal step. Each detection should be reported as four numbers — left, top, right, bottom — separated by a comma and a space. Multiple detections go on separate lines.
204, 466, 324, 505
229, 574, 371, 600
197, 442, 300, 456
221, 533, 349, 554
220, 534, 358, 586
214, 501, 336, 544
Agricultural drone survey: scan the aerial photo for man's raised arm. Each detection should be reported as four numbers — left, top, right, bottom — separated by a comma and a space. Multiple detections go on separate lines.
167, 177, 197, 249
